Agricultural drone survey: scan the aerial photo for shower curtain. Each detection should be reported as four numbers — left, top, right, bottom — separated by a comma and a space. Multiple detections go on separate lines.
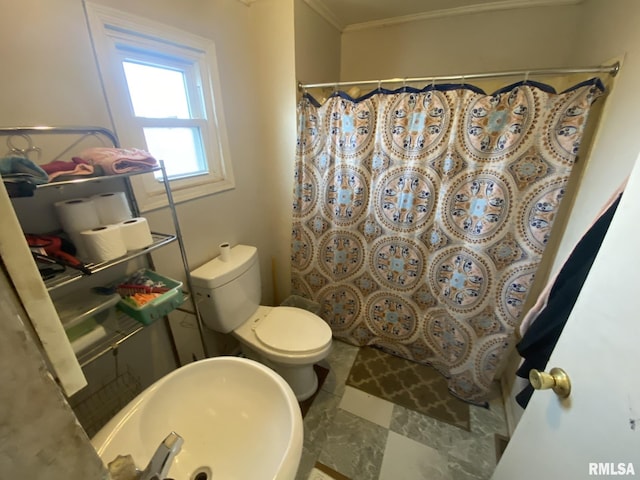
291, 78, 604, 403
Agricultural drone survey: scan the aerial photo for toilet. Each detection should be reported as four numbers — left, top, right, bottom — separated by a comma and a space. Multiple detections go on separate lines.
190, 244, 333, 401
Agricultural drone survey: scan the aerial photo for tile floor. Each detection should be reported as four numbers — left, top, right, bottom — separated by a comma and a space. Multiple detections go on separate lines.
298, 340, 509, 480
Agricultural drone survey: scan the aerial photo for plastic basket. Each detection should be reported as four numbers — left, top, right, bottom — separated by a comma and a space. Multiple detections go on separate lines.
116, 269, 184, 325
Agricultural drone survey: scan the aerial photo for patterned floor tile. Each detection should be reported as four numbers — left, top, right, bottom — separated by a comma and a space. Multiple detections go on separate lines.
308, 462, 352, 480
320, 340, 360, 397
339, 386, 394, 428
298, 447, 322, 480
379, 431, 449, 480
390, 404, 470, 451
448, 459, 490, 480
446, 432, 496, 479
470, 401, 509, 437
298, 340, 508, 480
305, 390, 341, 446
318, 409, 388, 480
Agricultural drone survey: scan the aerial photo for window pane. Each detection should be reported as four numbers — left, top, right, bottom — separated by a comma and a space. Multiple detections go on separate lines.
123, 61, 190, 119
143, 127, 208, 179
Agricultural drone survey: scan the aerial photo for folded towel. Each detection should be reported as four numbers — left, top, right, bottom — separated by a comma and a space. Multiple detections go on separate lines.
50, 165, 105, 183
0, 155, 49, 185
41, 157, 90, 174
75, 147, 158, 175
48, 162, 95, 181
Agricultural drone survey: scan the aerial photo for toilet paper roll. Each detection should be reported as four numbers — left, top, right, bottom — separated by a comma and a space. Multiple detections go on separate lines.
92, 192, 133, 225
219, 242, 231, 262
68, 231, 90, 262
119, 217, 153, 251
54, 198, 101, 234
80, 225, 127, 263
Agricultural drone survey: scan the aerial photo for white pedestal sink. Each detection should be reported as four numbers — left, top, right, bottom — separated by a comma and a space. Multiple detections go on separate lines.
91, 356, 303, 480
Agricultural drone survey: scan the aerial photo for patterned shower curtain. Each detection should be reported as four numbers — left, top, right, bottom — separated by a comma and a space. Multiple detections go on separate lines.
291, 79, 604, 403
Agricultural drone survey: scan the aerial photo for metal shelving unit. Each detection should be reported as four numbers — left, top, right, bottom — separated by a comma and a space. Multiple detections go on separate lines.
1, 126, 208, 367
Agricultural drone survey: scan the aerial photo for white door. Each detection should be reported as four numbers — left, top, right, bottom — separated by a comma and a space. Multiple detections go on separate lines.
493, 153, 640, 479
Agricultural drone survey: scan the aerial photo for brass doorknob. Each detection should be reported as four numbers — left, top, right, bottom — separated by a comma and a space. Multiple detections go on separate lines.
529, 367, 571, 398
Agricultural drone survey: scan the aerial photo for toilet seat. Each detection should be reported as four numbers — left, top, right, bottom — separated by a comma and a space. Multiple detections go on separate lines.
254, 306, 332, 355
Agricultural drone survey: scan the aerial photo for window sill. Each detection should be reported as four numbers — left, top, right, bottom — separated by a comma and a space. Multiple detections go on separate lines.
131, 174, 235, 212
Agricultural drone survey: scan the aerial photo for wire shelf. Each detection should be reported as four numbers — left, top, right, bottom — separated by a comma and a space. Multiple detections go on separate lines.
75, 292, 190, 367
44, 232, 177, 292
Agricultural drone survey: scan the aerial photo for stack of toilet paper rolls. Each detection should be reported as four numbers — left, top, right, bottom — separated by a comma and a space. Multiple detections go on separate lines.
54, 192, 153, 264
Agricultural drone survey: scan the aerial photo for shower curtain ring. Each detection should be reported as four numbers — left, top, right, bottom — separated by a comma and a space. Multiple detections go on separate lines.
403, 77, 407, 92
524, 71, 530, 85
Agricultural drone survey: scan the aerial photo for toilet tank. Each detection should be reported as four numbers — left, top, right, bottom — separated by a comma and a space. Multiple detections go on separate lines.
190, 245, 261, 333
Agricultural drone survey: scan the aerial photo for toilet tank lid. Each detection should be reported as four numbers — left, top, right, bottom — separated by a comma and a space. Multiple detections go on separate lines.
190, 244, 258, 289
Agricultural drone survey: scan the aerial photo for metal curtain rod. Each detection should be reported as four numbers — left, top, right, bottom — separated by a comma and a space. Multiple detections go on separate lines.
298, 61, 620, 90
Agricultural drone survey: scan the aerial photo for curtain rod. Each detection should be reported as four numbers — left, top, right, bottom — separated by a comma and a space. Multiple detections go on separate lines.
298, 61, 620, 90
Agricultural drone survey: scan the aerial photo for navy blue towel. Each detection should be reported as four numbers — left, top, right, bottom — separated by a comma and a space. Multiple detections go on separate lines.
515, 193, 621, 408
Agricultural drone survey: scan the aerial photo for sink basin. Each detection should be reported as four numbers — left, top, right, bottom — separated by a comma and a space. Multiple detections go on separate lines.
91, 357, 303, 480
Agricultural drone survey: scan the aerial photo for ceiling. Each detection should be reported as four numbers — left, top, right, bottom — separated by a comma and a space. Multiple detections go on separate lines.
304, 0, 582, 31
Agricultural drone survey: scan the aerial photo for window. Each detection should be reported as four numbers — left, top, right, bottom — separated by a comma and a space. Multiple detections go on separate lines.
85, 3, 234, 210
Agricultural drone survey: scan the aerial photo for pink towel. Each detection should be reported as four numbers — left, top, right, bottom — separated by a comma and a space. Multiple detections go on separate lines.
75, 147, 158, 175
48, 162, 95, 181
41, 157, 90, 175
519, 178, 628, 337
42, 157, 95, 181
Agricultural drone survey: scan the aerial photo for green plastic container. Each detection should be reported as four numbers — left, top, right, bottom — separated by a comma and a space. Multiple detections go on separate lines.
116, 269, 184, 325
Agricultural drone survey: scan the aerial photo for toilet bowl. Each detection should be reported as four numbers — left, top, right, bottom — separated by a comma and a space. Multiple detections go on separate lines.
190, 244, 333, 401
234, 305, 332, 400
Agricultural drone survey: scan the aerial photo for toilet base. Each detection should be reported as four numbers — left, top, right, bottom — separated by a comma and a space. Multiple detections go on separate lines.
272, 363, 319, 402
239, 345, 320, 401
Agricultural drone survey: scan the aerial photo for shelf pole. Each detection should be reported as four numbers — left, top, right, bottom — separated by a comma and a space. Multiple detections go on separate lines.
159, 160, 210, 359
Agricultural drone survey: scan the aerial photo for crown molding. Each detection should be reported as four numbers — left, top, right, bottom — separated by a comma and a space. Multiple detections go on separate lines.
302, 0, 344, 31
340, 0, 583, 33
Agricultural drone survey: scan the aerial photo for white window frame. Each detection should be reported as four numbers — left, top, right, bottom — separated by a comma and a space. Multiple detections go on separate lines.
84, 3, 235, 211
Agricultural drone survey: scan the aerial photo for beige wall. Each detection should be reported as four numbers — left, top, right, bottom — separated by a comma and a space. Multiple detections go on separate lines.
0, 0, 110, 126
340, 5, 582, 81
249, 0, 298, 306
295, 0, 342, 84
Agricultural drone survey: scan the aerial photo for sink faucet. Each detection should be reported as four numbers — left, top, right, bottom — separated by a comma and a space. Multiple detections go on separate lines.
139, 432, 184, 480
